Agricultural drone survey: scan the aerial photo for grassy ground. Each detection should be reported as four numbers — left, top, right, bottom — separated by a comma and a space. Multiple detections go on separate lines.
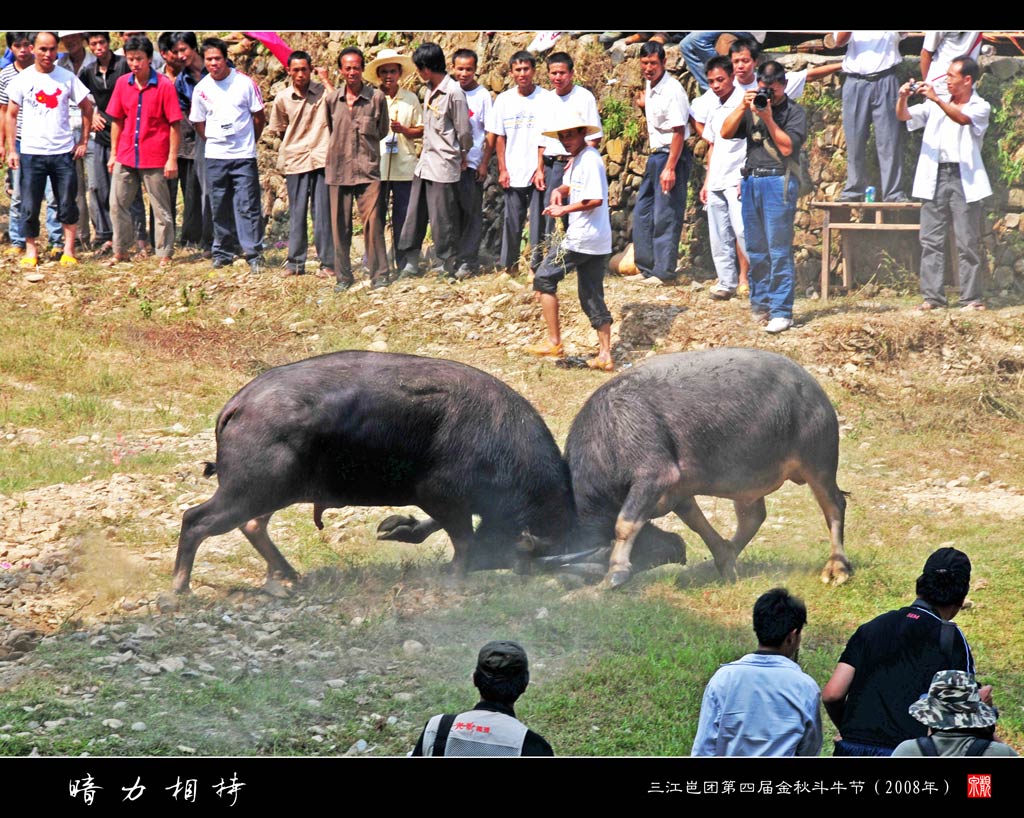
1, 249, 1023, 756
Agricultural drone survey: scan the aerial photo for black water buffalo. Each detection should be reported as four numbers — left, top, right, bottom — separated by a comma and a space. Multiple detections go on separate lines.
173, 351, 579, 592
564, 348, 849, 588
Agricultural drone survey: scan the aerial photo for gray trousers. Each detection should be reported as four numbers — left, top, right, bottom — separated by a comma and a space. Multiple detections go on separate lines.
111, 164, 175, 258
707, 185, 745, 290
501, 184, 544, 271
455, 167, 484, 267
841, 72, 904, 201
919, 163, 984, 307
398, 175, 459, 270
285, 169, 334, 272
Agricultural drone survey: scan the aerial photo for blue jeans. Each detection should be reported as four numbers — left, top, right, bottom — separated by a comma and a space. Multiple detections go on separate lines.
19, 151, 78, 240
8, 140, 62, 246
206, 157, 263, 262
632, 150, 690, 281
741, 174, 798, 320
681, 32, 753, 91
833, 739, 894, 757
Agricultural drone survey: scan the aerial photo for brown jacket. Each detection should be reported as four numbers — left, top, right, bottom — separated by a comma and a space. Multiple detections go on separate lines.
324, 81, 390, 186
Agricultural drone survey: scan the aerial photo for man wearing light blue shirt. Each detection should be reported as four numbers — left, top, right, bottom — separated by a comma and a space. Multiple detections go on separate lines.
692, 588, 822, 757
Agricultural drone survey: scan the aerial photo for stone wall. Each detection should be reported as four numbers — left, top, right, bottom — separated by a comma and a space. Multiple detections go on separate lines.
239, 32, 1024, 296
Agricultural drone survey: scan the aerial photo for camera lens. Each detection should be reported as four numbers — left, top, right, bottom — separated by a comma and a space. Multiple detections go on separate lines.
753, 90, 770, 109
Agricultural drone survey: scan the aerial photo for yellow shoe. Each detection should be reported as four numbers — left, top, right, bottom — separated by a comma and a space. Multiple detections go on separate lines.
19, 255, 38, 267
5, 245, 24, 257
524, 340, 564, 358
59, 254, 79, 266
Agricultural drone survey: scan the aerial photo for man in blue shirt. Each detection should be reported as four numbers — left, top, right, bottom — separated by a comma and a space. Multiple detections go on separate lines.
692, 588, 822, 756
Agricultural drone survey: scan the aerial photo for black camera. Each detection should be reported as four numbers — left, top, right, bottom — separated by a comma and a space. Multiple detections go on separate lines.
753, 89, 771, 109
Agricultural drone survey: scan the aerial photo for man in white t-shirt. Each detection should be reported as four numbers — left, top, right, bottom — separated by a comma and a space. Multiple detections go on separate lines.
700, 56, 748, 300
3, 31, 93, 266
189, 37, 266, 273
451, 49, 492, 279
525, 112, 614, 372
535, 52, 603, 276
487, 51, 551, 275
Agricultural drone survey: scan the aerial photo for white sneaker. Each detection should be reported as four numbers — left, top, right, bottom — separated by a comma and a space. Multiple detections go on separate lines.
764, 317, 793, 334
527, 31, 562, 53
709, 285, 734, 301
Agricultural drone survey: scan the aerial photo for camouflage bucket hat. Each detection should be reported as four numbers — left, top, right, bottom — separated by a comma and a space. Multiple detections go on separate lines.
908, 670, 997, 730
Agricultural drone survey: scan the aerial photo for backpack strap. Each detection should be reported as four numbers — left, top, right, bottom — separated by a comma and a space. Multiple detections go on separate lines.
938, 620, 959, 665
431, 714, 457, 757
916, 736, 940, 756
965, 738, 992, 757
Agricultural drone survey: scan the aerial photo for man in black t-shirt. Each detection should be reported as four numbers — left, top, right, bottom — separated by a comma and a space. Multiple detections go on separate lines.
719, 60, 807, 335
821, 547, 987, 755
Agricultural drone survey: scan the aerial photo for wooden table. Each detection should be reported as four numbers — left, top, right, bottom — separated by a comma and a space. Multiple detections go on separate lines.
812, 201, 922, 300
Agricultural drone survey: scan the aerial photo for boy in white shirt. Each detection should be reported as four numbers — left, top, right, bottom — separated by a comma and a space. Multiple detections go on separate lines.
525, 113, 614, 372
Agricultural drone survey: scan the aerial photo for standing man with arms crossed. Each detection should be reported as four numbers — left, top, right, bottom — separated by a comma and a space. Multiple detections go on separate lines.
396, 42, 471, 281
535, 52, 602, 271
451, 48, 492, 280
719, 61, 807, 334
700, 55, 748, 301
4, 31, 93, 267
897, 56, 991, 312
189, 37, 266, 274
632, 40, 690, 286
487, 51, 551, 276
266, 50, 335, 279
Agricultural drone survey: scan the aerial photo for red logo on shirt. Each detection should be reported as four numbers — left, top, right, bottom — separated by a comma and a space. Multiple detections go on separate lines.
35, 88, 62, 109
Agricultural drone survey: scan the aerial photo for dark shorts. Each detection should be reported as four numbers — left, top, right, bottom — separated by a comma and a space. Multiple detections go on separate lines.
19, 151, 79, 237
533, 247, 612, 329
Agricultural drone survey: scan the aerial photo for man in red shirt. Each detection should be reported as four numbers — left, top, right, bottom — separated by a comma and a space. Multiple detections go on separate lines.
105, 35, 181, 265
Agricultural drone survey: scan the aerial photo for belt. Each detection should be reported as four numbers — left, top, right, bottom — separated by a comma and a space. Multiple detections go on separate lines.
845, 64, 898, 81
741, 167, 785, 178
544, 156, 569, 166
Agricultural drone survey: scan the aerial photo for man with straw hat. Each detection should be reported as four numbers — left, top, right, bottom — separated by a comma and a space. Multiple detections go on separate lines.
365, 47, 421, 275
524, 110, 614, 372
892, 670, 1016, 756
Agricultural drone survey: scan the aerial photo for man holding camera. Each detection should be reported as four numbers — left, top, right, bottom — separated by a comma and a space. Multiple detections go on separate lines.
897, 56, 991, 312
719, 60, 806, 334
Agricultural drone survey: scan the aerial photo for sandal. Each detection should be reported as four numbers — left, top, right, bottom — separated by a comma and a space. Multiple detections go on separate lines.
524, 340, 564, 358
158, 257, 173, 268
914, 302, 938, 312
587, 357, 615, 372
960, 301, 986, 311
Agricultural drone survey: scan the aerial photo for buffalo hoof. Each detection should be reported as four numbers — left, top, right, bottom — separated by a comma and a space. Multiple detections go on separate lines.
377, 514, 424, 543
821, 557, 853, 586
604, 569, 633, 589
262, 577, 294, 598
